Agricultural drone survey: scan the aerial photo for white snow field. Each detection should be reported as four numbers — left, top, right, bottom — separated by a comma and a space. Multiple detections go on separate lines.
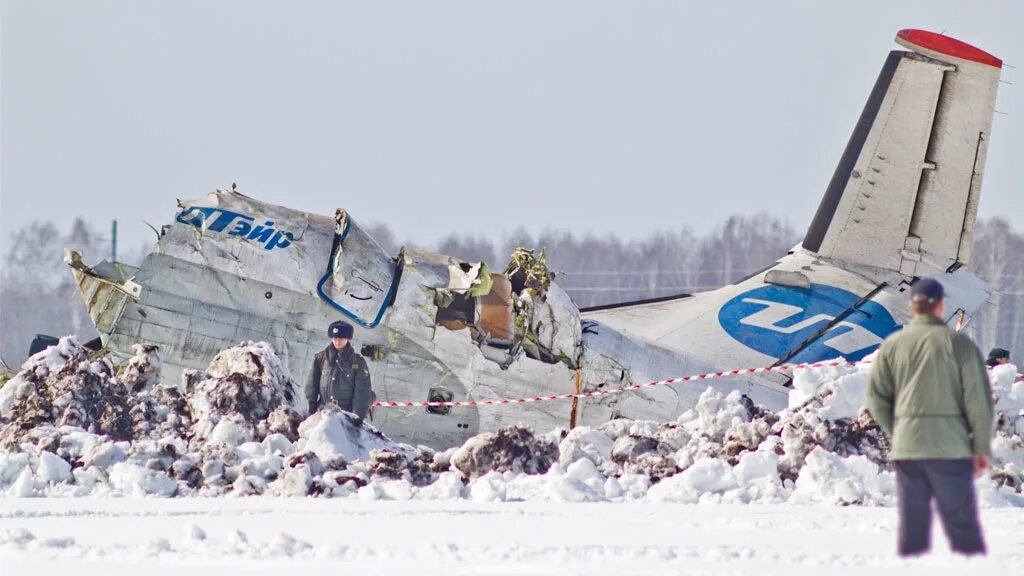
2, 499, 1024, 575
2, 338, 1023, 573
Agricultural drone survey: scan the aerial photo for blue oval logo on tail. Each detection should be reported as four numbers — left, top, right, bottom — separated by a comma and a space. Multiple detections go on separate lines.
718, 284, 899, 363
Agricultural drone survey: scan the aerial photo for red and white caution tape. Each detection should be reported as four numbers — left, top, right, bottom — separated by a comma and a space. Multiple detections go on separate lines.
372, 357, 1024, 409
371, 358, 870, 409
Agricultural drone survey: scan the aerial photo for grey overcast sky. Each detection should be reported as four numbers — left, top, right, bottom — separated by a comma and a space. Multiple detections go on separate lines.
1, 1, 1022, 262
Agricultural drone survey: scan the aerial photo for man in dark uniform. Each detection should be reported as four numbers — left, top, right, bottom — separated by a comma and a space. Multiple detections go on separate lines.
305, 320, 373, 419
986, 347, 1010, 368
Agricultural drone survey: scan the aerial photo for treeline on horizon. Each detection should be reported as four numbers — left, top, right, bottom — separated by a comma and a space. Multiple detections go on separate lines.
1, 215, 1020, 369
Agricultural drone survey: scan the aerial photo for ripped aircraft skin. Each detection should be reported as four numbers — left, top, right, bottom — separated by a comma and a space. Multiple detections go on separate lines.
68, 30, 1002, 449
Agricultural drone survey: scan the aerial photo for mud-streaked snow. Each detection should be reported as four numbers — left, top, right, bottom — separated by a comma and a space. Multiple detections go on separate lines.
3, 338, 1024, 573
8, 341, 1023, 504
2, 498, 1023, 575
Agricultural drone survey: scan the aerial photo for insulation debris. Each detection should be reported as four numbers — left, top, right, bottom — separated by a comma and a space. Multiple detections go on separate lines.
504, 248, 552, 297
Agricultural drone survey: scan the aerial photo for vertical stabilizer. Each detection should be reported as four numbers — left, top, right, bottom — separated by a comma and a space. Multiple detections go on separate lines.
803, 29, 1001, 277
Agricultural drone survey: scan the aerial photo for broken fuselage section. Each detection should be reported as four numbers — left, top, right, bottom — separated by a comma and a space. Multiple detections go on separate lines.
68, 189, 787, 448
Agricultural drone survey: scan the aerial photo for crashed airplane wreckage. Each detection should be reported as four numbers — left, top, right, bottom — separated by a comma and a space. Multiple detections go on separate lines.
68, 29, 1002, 448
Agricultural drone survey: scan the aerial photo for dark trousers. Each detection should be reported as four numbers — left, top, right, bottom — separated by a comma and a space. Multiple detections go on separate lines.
894, 459, 986, 556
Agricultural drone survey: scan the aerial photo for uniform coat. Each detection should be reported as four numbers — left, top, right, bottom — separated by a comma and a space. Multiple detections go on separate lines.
867, 313, 993, 556
305, 344, 373, 418
867, 315, 993, 459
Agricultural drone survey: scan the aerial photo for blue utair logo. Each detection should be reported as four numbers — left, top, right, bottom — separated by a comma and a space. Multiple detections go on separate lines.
175, 206, 294, 251
718, 283, 900, 363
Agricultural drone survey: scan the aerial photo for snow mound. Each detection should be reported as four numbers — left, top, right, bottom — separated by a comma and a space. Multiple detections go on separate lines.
558, 427, 613, 470
0, 337, 1021, 506
368, 449, 439, 487
0, 337, 132, 448
989, 362, 1024, 497
129, 384, 192, 440
296, 406, 411, 463
451, 425, 558, 480
992, 363, 1024, 436
124, 344, 193, 440
790, 447, 894, 506
189, 341, 308, 447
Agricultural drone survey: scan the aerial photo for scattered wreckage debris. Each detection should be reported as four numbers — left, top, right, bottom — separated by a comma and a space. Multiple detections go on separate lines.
427, 246, 581, 370
0, 339, 1021, 504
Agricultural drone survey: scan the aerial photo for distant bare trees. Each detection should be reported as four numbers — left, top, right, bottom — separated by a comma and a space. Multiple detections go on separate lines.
967, 219, 1024, 357
1, 219, 105, 364
2, 214, 1021, 368
0, 220, 152, 366
431, 214, 797, 307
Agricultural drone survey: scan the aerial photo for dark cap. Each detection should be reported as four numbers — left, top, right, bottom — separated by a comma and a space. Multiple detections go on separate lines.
987, 347, 1010, 362
328, 320, 354, 339
910, 278, 944, 304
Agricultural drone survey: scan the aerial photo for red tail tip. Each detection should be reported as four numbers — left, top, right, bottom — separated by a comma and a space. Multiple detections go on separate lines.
896, 29, 1002, 68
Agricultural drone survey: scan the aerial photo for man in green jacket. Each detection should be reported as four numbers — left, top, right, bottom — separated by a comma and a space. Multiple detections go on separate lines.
867, 278, 993, 557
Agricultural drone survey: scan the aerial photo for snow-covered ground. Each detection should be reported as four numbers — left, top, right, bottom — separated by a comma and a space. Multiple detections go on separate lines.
2, 337, 1023, 573
2, 498, 1024, 575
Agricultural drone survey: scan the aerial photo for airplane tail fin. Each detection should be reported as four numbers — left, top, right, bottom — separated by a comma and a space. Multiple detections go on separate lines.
802, 29, 1002, 277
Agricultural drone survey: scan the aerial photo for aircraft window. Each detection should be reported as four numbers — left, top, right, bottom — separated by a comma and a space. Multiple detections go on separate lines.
426, 387, 453, 415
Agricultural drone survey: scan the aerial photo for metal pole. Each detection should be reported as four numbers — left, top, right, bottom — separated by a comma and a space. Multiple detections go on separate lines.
112, 219, 118, 262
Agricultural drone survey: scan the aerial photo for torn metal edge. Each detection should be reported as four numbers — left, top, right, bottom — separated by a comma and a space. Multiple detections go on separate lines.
315, 212, 401, 328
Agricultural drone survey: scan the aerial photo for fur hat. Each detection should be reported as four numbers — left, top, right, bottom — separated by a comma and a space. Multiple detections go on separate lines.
328, 320, 354, 339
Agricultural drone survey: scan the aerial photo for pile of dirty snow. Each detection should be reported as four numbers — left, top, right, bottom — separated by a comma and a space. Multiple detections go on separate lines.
0, 339, 1022, 506
189, 341, 308, 446
988, 362, 1024, 493
0, 337, 132, 448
